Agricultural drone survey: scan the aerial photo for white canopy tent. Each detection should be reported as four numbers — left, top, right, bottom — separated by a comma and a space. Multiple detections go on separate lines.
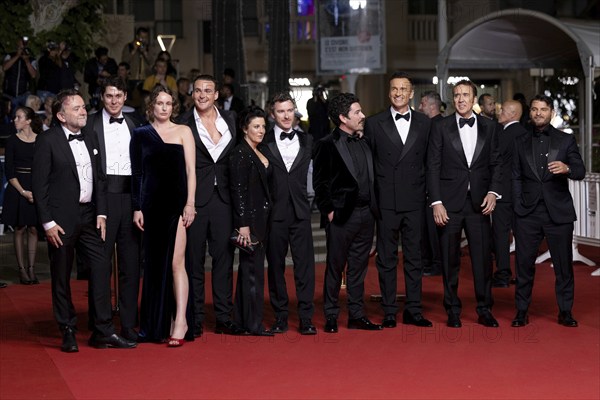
436, 8, 600, 168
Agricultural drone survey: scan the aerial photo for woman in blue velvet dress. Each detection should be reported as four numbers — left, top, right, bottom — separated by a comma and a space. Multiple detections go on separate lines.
131, 86, 196, 346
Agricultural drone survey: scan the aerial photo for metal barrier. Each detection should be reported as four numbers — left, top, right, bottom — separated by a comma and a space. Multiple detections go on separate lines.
535, 173, 600, 276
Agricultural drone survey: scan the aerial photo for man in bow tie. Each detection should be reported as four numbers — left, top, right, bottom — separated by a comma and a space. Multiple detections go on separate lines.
511, 94, 585, 328
86, 77, 144, 342
260, 92, 316, 335
426, 79, 503, 328
32, 89, 137, 352
363, 71, 433, 329
313, 93, 382, 333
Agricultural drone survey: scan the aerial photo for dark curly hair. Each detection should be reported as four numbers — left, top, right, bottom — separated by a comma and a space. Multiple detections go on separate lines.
237, 105, 266, 141
327, 92, 359, 127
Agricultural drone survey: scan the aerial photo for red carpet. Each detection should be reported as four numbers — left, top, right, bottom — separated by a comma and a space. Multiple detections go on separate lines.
1, 247, 599, 399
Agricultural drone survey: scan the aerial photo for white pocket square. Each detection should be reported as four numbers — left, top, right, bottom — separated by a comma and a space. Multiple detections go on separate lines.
93, 149, 98, 155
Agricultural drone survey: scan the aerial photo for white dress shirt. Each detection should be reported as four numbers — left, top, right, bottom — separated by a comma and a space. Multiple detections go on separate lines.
102, 109, 131, 176
274, 125, 300, 172
390, 107, 411, 144
457, 112, 477, 167
194, 107, 232, 184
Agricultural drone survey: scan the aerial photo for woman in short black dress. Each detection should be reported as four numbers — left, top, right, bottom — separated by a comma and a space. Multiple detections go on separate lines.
2, 107, 42, 284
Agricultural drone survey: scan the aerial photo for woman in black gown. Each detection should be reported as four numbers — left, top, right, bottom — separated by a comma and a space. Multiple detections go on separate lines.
2, 106, 42, 284
131, 86, 196, 346
230, 106, 273, 336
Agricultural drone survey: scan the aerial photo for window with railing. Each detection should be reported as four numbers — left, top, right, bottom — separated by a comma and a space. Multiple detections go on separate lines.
408, 0, 438, 42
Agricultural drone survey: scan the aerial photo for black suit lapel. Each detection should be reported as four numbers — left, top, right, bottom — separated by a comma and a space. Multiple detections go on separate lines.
524, 135, 540, 180
399, 115, 419, 161
289, 131, 307, 172
449, 117, 468, 166
57, 130, 79, 180
380, 115, 404, 154
93, 113, 107, 173
264, 130, 287, 171
472, 119, 486, 164
186, 113, 212, 159
334, 134, 357, 181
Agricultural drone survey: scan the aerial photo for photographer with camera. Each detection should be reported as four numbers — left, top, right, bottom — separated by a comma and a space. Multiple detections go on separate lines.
36, 41, 79, 102
3, 37, 37, 112
121, 27, 156, 83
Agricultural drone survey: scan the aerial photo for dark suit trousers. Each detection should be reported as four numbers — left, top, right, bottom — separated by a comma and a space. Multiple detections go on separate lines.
49, 203, 114, 336
491, 201, 513, 281
267, 202, 315, 320
234, 244, 267, 334
376, 208, 424, 316
187, 189, 234, 324
103, 192, 140, 330
514, 202, 574, 313
421, 205, 441, 270
324, 206, 374, 319
439, 194, 493, 316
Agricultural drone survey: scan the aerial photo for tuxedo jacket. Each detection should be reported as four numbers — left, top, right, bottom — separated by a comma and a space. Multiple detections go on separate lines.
497, 122, 527, 203
313, 127, 378, 226
32, 125, 107, 235
229, 140, 272, 241
218, 96, 244, 115
426, 113, 502, 212
87, 110, 143, 174
512, 125, 585, 223
364, 109, 431, 212
259, 129, 312, 221
177, 108, 237, 207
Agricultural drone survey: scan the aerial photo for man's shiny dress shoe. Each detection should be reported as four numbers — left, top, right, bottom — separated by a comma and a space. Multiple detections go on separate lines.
251, 329, 274, 337
558, 311, 578, 327
511, 311, 529, 327
382, 315, 397, 328
215, 320, 240, 335
61, 327, 79, 353
271, 317, 289, 334
347, 317, 383, 331
492, 278, 510, 288
324, 316, 338, 333
193, 324, 203, 338
402, 311, 433, 327
120, 328, 139, 342
299, 319, 317, 335
477, 311, 499, 328
447, 313, 462, 328
88, 333, 137, 349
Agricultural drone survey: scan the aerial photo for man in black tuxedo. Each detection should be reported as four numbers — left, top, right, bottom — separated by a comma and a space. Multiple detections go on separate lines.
32, 89, 136, 352
427, 79, 502, 328
511, 94, 585, 328
177, 74, 238, 336
364, 72, 432, 329
261, 92, 316, 335
313, 93, 382, 333
217, 83, 245, 114
86, 77, 143, 341
491, 100, 527, 288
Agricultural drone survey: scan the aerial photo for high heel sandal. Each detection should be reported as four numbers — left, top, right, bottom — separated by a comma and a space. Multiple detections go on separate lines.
167, 337, 185, 347
19, 267, 32, 285
27, 266, 39, 284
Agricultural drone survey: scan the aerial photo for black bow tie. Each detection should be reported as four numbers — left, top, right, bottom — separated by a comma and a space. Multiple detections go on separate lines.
395, 112, 410, 121
109, 116, 124, 124
347, 134, 361, 143
68, 133, 84, 142
533, 129, 549, 138
280, 130, 296, 140
459, 117, 475, 128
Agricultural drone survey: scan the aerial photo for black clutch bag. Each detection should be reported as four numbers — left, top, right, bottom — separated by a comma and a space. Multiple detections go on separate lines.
230, 229, 260, 255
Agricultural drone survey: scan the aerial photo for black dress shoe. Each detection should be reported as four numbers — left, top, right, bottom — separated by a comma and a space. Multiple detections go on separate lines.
492, 278, 510, 288
447, 313, 462, 328
511, 310, 529, 327
271, 317, 289, 334
402, 311, 433, 327
193, 324, 203, 338
89, 333, 137, 349
299, 319, 317, 335
558, 311, 578, 327
423, 268, 441, 277
477, 311, 499, 327
324, 315, 338, 333
215, 320, 239, 335
382, 315, 397, 328
347, 317, 383, 331
61, 327, 79, 353
120, 328, 139, 342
